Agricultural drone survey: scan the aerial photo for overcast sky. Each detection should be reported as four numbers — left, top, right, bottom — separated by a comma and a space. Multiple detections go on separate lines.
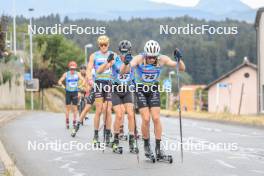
151, 0, 264, 8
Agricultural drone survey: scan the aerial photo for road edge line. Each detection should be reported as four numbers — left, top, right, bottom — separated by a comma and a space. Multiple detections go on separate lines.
0, 140, 23, 176
0, 111, 26, 176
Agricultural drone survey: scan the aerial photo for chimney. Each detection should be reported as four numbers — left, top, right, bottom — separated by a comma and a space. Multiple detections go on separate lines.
243, 56, 249, 64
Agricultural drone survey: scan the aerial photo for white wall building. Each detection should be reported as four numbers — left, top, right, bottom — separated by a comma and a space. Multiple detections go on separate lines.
255, 8, 264, 114
206, 59, 257, 115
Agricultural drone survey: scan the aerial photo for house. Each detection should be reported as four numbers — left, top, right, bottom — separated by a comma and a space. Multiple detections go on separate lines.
255, 8, 264, 114
205, 58, 257, 115
180, 85, 206, 112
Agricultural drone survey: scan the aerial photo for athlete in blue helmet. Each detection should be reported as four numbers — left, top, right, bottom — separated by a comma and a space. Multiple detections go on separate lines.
97, 40, 138, 153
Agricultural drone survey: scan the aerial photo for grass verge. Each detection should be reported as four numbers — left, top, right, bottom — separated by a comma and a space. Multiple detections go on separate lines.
161, 110, 264, 127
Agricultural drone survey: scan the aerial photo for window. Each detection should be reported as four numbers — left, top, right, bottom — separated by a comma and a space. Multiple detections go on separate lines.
244, 73, 250, 78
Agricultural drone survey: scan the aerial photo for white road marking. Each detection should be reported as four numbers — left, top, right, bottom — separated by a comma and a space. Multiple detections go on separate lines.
215, 159, 236, 169
227, 156, 249, 160
250, 170, 264, 174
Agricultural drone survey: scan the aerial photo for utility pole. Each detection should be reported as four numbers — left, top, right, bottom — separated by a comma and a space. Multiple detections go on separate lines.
12, 0, 16, 55
29, 8, 34, 110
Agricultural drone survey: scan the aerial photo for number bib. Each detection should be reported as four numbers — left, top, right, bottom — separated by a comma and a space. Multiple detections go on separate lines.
142, 73, 158, 83
68, 81, 78, 88
117, 73, 130, 82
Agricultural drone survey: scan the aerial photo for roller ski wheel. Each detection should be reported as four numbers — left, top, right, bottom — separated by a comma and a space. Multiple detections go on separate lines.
71, 129, 77, 137
112, 143, 123, 154
146, 153, 155, 163
155, 149, 173, 164
130, 147, 139, 154
145, 146, 155, 163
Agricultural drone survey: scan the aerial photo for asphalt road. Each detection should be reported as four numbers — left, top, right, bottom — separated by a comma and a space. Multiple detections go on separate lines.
0, 112, 264, 176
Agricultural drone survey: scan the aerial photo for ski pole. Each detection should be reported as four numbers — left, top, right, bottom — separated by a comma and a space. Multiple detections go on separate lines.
102, 95, 109, 153
131, 89, 140, 163
176, 59, 183, 163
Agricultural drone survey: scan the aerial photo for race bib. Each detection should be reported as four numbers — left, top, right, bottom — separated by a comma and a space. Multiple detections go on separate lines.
118, 73, 130, 82
69, 82, 78, 88
142, 73, 158, 82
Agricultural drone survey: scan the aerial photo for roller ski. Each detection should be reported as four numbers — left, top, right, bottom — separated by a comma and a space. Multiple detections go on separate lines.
155, 147, 173, 164
144, 144, 155, 163
129, 135, 139, 154
111, 136, 123, 154
71, 122, 81, 137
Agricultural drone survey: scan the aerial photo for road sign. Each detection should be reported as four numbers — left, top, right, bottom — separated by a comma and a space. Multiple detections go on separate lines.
25, 78, 39, 91
218, 83, 229, 88
24, 73, 31, 81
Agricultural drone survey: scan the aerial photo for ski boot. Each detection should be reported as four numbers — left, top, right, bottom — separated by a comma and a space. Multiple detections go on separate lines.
105, 129, 111, 147
92, 132, 100, 148
118, 125, 127, 141
144, 144, 155, 163
155, 147, 173, 163
111, 135, 123, 154
129, 135, 139, 154
71, 122, 81, 137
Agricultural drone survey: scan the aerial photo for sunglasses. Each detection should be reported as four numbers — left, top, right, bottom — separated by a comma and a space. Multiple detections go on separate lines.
146, 56, 157, 60
99, 43, 108, 47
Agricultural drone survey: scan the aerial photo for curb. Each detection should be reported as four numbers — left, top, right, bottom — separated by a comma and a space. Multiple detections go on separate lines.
0, 111, 26, 176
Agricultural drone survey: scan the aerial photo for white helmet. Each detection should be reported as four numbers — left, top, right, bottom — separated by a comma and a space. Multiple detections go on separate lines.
144, 40, 160, 57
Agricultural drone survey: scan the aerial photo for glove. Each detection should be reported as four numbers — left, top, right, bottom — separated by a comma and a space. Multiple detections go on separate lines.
174, 48, 182, 62
124, 53, 133, 65
107, 53, 114, 63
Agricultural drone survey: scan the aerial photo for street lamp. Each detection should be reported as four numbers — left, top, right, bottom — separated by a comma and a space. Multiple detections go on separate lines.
166, 71, 175, 110
12, 0, 16, 55
84, 44, 93, 65
29, 8, 34, 110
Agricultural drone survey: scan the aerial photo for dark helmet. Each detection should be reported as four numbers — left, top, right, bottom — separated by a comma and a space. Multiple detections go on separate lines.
80, 64, 86, 70
118, 40, 132, 53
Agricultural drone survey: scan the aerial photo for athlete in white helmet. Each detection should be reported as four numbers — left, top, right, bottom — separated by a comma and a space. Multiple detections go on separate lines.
121, 40, 185, 162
